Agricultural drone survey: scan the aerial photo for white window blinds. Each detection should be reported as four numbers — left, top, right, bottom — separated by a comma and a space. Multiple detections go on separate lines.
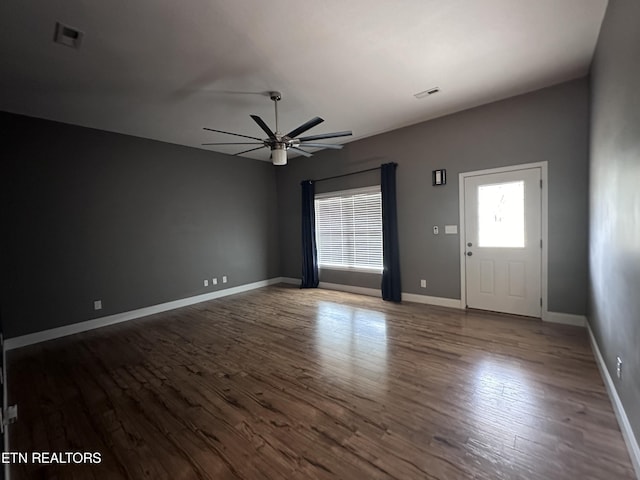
315, 186, 383, 272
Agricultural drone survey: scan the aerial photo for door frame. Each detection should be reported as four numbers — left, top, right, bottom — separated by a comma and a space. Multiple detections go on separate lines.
458, 161, 548, 319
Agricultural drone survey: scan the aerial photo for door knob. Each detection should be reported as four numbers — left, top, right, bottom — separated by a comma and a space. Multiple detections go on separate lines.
467, 252, 473, 256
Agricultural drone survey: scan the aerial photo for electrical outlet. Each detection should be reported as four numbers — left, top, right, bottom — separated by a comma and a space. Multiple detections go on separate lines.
212, 277, 218, 285
616, 356, 623, 379
222, 275, 228, 284
204, 279, 209, 287
420, 279, 427, 288
94, 300, 102, 310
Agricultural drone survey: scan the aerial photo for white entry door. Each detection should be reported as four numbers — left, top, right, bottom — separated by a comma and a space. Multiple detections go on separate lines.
463, 167, 542, 317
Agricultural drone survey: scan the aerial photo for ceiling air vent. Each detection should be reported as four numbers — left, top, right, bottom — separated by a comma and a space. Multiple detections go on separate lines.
414, 87, 440, 99
54, 22, 83, 49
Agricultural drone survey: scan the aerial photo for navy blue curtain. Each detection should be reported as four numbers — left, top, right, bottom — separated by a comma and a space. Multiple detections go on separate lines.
300, 180, 319, 288
381, 163, 401, 302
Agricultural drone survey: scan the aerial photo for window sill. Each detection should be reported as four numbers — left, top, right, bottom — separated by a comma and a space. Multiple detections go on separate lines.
319, 266, 383, 274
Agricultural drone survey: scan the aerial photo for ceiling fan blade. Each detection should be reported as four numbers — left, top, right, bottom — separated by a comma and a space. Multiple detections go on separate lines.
286, 117, 324, 139
234, 146, 267, 156
297, 142, 344, 149
201, 142, 264, 146
297, 130, 352, 142
203, 127, 262, 141
291, 147, 313, 158
250, 115, 277, 140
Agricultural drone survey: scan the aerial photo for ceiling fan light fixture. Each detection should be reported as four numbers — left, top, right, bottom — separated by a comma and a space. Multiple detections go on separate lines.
271, 146, 287, 166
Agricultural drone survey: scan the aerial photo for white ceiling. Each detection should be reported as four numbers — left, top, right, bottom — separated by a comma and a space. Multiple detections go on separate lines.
0, 0, 607, 161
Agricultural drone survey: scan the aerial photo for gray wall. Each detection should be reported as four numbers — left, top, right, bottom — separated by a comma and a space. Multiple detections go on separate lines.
1, 112, 280, 338
589, 0, 640, 448
277, 78, 590, 314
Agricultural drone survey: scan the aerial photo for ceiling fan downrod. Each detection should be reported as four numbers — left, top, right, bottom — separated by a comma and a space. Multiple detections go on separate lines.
268, 91, 288, 165
270, 91, 282, 136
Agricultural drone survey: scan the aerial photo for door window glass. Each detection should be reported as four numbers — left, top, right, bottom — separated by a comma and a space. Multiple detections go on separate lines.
478, 181, 525, 248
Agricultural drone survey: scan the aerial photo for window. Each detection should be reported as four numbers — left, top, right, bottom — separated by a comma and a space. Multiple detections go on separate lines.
315, 186, 383, 272
477, 181, 525, 248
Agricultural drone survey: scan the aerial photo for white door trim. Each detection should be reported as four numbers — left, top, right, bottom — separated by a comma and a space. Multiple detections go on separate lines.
459, 162, 548, 319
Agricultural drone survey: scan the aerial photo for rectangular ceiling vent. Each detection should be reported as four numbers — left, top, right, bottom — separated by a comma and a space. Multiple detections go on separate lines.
54, 22, 83, 49
414, 87, 441, 99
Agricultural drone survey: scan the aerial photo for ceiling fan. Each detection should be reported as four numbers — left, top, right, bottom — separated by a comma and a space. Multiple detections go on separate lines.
202, 91, 352, 165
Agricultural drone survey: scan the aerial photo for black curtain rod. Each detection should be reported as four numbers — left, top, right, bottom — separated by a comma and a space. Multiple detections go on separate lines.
311, 166, 381, 183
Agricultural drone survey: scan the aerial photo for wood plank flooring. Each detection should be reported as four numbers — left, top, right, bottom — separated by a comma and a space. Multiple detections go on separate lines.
8, 285, 636, 479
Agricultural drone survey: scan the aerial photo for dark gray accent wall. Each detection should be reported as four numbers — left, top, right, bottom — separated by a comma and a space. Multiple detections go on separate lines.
277, 78, 589, 314
589, 0, 640, 449
1, 112, 280, 338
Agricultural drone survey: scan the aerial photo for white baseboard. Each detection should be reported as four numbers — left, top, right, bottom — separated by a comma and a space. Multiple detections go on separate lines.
317, 282, 464, 309
587, 323, 640, 479
544, 311, 587, 327
314, 286, 586, 320
279, 277, 300, 285
319, 282, 381, 298
5, 277, 286, 351
402, 292, 464, 309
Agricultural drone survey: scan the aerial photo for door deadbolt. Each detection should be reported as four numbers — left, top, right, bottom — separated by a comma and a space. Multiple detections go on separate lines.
467, 242, 472, 247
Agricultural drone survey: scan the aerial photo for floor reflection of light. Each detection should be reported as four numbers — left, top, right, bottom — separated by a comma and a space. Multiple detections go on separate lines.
315, 302, 388, 394
469, 359, 538, 450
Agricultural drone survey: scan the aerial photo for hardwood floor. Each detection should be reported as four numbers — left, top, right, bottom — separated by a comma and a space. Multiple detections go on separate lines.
8, 285, 636, 479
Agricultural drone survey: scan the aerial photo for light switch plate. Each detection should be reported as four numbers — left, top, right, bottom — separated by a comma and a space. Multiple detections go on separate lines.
445, 225, 458, 234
